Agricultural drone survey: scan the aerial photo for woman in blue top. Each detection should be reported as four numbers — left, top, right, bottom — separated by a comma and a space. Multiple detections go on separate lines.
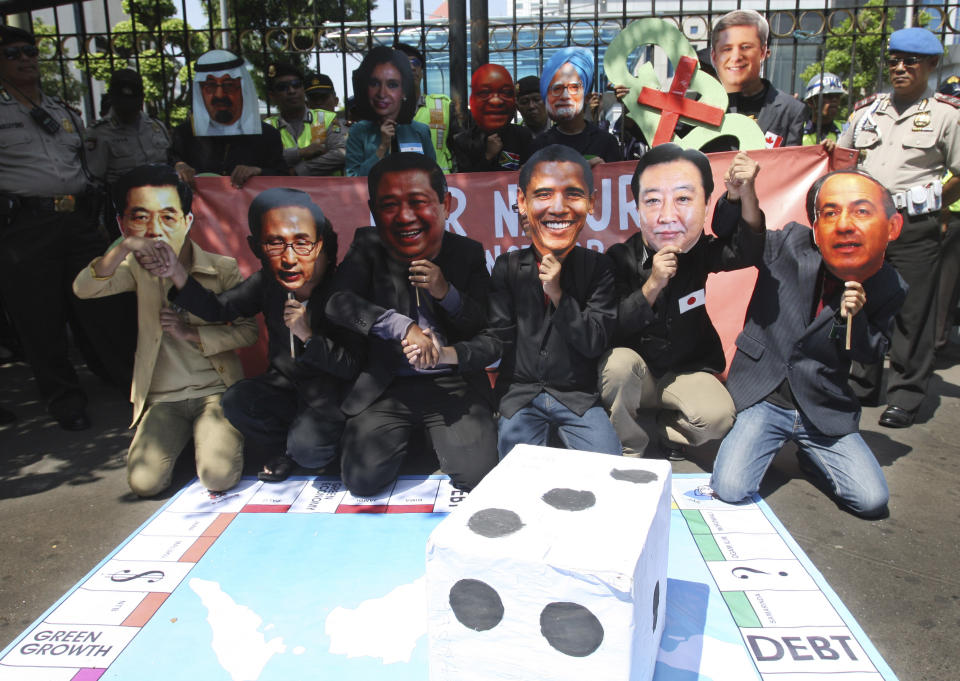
345, 46, 435, 176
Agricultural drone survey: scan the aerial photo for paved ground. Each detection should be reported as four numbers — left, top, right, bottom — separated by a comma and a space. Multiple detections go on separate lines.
1, 349, 958, 681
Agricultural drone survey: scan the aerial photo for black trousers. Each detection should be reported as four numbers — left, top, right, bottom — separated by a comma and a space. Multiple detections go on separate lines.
0, 204, 134, 418
221, 375, 344, 469
936, 213, 960, 348
850, 211, 940, 412
340, 373, 498, 496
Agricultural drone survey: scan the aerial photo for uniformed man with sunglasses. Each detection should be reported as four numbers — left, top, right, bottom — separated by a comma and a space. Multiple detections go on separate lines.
0, 25, 134, 431
263, 62, 347, 176
839, 28, 960, 429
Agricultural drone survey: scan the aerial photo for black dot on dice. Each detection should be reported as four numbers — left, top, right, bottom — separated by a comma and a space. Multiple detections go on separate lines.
652, 580, 660, 632
542, 488, 596, 511
539, 602, 604, 657
468, 508, 524, 538
610, 468, 658, 484
449, 579, 504, 631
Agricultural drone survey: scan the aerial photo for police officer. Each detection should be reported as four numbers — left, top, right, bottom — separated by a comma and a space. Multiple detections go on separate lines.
263, 62, 346, 176
394, 42, 458, 173
936, 76, 960, 350
305, 72, 339, 113
801, 72, 847, 146
87, 69, 171, 185
839, 27, 960, 428
0, 25, 133, 430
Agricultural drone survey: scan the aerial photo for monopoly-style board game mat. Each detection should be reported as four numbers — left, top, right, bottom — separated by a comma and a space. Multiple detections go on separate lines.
0, 475, 897, 681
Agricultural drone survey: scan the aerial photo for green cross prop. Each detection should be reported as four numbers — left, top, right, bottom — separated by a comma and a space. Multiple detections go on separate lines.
604, 18, 766, 151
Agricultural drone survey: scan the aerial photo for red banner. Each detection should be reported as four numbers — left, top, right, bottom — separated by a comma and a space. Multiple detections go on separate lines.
190, 145, 856, 376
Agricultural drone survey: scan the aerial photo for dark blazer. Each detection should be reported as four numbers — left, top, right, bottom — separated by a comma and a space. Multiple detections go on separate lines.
608, 203, 764, 377
171, 270, 362, 411
725, 222, 907, 437
450, 122, 533, 172
459, 245, 616, 419
171, 120, 287, 177
756, 81, 809, 147
325, 227, 491, 415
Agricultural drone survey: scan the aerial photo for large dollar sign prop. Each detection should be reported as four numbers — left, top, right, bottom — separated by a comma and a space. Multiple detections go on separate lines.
604, 19, 766, 151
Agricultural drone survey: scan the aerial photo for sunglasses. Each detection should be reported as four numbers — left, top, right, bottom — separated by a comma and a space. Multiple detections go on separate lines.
2, 45, 39, 60
272, 79, 303, 92
887, 54, 925, 68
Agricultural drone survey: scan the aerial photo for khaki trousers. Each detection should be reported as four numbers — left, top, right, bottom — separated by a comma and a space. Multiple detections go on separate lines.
599, 347, 735, 456
127, 393, 243, 496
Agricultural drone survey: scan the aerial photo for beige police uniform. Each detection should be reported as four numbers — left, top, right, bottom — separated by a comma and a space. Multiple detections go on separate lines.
839, 90, 960, 201
87, 110, 171, 184
0, 86, 134, 421
0, 89, 89, 197
839, 89, 960, 412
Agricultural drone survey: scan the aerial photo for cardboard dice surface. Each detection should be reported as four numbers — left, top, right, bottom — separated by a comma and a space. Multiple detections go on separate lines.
426, 444, 671, 681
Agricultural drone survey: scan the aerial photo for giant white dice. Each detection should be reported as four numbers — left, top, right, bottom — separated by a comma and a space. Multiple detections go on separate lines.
426, 444, 671, 681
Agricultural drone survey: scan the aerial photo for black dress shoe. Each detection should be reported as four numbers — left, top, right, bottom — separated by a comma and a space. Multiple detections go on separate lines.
57, 412, 91, 431
661, 441, 686, 462
879, 405, 914, 429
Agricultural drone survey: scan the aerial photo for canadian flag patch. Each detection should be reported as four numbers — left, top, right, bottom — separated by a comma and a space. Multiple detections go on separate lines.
764, 131, 784, 148
678, 288, 706, 313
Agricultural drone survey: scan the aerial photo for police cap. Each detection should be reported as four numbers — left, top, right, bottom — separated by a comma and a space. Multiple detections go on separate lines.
0, 25, 35, 47
517, 76, 540, 98
267, 62, 302, 87
109, 68, 143, 98
888, 27, 943, 56
305, 72, 334, 94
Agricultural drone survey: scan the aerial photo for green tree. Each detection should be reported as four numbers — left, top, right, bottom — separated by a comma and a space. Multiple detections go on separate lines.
800, 0, 935, 118
34, 19, 84, 106
202, 0, 373, 98
81, 0, 208, 126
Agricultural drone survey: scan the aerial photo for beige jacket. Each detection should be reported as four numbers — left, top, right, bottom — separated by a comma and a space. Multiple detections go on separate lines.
73, 240, 258, 427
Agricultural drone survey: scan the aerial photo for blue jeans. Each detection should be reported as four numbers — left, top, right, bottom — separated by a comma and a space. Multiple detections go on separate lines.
498, 391, 622, 459
710, 401, 888, 518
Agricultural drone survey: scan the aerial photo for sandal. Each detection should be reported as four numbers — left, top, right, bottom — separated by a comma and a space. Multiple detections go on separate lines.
258, 456, 295, 483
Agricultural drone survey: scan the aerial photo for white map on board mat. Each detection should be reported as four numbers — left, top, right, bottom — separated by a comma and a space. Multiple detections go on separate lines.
189, 578, 287, 681
325, 575, 428, 664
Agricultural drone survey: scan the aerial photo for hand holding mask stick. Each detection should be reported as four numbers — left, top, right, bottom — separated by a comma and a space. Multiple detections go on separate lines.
845, 309, 852, 350
287, 292, 296, 358
409, 259, 450, 308
841, 282, 866, 351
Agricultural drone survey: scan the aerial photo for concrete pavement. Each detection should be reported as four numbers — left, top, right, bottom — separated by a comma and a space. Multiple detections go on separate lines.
1, 350, 958, 681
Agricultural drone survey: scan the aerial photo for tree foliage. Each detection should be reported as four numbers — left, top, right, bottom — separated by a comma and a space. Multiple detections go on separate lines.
800, 0, 935, 118
81, 0, 207, 126
76, 0, 373, 123
202, 0, 373, 98
34, 19, 84, 106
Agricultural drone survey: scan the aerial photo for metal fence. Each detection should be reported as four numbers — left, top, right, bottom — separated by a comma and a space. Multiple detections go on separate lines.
4, 0, 960, 126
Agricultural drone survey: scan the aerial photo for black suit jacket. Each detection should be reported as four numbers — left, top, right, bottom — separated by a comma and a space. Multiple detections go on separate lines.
756, 81, 809, 147
459, 246, 616, 419
725, 222, 907, 436
608, 205, 764, 377
325, 227, 491, 415
171, 270, 363, 411
171, 120, 287, 177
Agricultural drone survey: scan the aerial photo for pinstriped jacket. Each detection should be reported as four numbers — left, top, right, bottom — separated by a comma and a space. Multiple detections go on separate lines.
724, 222, 907, 437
